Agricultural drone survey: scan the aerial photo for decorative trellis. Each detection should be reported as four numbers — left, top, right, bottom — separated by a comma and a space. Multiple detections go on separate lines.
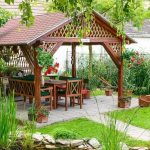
109, 43, 122, 56
48, 16, 115, 38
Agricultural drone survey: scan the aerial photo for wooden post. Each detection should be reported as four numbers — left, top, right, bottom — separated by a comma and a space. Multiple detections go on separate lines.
34, 49, 41, 109
118, 59, 124, 106
89, 45, 93, 78
72, 44, 76, 77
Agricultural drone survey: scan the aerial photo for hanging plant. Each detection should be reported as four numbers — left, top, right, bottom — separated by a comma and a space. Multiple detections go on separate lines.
36, 47, 54, 70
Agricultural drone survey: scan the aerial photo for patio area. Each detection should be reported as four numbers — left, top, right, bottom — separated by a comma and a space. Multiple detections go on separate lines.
16, 95, 138, 127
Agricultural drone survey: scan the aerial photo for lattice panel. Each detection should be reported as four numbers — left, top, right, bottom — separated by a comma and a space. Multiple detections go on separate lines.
48, 16, 115, 38
9, 79, 35, 96
40, 42, 57, 54
0, 46, 32, 74
109, 43, 122, 55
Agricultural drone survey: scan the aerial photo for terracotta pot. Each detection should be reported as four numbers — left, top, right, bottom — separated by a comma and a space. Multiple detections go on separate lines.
118, 97, 131, 108
83, 90, 91, 99
36, 115, 48, 123
139, 95, 150, 107
105, 89, 113, 96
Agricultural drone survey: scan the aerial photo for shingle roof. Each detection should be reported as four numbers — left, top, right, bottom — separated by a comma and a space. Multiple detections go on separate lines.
0, 13, 67, 45
125, 19, 150, 38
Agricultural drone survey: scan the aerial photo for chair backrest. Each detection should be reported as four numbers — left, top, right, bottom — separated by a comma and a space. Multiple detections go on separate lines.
9, 78, 35, 96
66, 80, 83, 96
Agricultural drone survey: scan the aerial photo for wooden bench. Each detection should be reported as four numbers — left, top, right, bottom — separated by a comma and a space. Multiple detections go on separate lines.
9, 78, 53, 110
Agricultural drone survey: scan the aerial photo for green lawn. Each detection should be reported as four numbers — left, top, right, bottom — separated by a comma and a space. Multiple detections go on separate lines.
110, 107, 150, 130
91, 89, 105, 96
37, 118, 148, 147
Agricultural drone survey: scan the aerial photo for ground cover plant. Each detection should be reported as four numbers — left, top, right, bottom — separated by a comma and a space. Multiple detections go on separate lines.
37, 118, 149, 147
110, 107, 150, 130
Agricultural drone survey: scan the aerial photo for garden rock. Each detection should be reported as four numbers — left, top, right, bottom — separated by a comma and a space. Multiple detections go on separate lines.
78, 144, 88, 149
71, 139, 83, 147
88, 138, 101, 149
56, 139, 71, 146
130, 147, 149, 150
32, 132, 43, 142
45, 145, 57, 149
43, 134, 55, 144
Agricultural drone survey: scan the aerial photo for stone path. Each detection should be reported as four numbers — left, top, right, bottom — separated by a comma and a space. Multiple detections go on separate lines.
16, 95, 150, 141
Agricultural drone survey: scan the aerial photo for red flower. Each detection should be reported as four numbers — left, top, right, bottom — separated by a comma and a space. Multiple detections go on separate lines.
137, 60, 141, 65
54, 62, 59, 68
131, 57, 135, 62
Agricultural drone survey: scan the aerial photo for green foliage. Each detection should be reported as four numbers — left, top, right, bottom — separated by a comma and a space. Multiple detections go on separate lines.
77, 56, 118, 90
53, 128, 78, 139
0, 58, 7, 73
38, 118, 148, 147
21, 121, 36, 149
36, 106, 49, 117
19, 1, 34, 27
36, 47, 54, 69
0, 92, 17, 149
0, 7, 12, 27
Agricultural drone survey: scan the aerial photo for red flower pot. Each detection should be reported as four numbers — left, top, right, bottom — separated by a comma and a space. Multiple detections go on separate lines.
36, 115, 48, 123
105, 89, 113, 96
118, 97, 131, 108
139, 95, 150, 107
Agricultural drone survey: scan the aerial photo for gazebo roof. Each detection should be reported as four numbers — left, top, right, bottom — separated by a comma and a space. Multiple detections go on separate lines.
0, 11, 135, 46
0, 13, 67, 45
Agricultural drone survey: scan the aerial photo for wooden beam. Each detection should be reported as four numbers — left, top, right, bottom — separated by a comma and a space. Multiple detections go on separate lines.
71, 44, 76, 77
50, 42, 63, 56
34, 49, 41, 109
40, 37, 120, 44
118, 60, 124, 105
102, 42, 121, 68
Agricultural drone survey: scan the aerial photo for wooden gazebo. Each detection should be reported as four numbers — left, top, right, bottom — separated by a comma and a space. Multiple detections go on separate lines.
0, 11, 135, 108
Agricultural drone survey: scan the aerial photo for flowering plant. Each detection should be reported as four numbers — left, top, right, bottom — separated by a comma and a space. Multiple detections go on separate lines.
44, 62, 59, 75
122, 48, 144, 68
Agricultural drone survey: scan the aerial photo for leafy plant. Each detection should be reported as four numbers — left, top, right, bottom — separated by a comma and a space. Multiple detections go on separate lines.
53, 128, 78, 140
0, 58, 7, 74
36, 106, 49, 117
0, 92, 17, 149
36, 47, 54, 70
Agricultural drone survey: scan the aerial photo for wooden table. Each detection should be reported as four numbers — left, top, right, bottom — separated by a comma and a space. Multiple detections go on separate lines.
45, 80, 66, 109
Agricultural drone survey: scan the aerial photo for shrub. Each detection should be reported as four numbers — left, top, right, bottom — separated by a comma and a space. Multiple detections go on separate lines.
53, 128, 78, 139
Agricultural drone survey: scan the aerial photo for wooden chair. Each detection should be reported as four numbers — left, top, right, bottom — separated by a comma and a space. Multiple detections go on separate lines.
56, 79, 83, 111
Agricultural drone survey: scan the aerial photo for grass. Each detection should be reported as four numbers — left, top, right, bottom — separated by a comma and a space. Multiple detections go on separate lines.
37, 118, 149, 147
110, 107, 150, 130
91, 89, 105, 96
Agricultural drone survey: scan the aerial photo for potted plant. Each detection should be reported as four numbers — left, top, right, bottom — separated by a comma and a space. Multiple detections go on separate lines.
28, 104, 36, 121
36, 106, 49, 123
118, 96, 131, 108
105, 87, 113, 96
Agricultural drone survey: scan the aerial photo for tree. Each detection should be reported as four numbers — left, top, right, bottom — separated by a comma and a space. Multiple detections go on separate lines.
1, 0, 150, 37
0, 7, 12, 27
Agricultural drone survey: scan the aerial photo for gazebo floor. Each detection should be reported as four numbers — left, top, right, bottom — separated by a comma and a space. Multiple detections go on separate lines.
15, 95, 139, 128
